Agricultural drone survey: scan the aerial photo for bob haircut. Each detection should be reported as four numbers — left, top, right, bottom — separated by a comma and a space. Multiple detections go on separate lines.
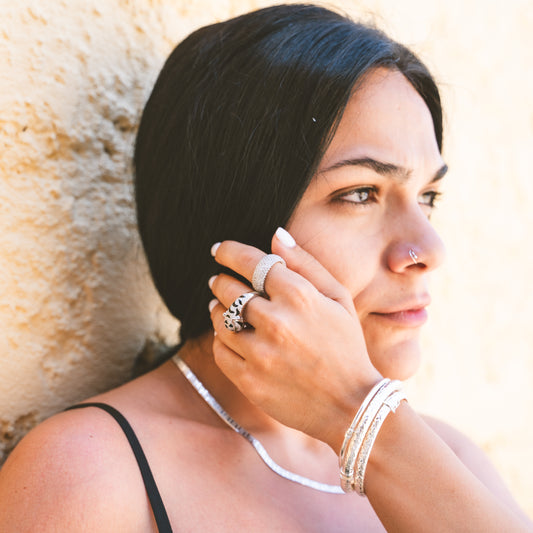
134, 3, 443, 343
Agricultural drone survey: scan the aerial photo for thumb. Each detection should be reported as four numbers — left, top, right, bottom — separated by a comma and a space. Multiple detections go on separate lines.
271, 227, 355, 313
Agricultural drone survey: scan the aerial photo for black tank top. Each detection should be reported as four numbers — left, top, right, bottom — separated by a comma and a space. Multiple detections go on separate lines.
65, 403, 173, 533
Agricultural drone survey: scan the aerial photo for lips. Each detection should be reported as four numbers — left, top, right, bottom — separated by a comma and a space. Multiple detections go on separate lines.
370, 297, 431, 327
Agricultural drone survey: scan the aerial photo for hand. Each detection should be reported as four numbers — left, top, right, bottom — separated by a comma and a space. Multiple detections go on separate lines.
209, 228, 382, 452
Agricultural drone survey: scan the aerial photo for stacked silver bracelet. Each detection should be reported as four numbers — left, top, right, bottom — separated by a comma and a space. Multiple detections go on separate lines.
339, 378, 407, 495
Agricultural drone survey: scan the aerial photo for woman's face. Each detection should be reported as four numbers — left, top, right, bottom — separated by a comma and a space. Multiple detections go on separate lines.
287, 68, 447, 380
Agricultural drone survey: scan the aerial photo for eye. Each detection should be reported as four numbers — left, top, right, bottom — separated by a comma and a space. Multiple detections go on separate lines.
418, 190, 442, 208
337, 186, 377, 205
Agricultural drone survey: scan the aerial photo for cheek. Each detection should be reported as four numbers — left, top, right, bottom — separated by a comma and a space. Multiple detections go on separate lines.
289, 218, 380, 301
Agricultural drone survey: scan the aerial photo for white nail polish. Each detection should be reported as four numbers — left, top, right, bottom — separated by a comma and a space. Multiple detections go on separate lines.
275, 227, 296, 248
208, 275, 217, 289
208, 298, 218, 312
211, 242, 221, 257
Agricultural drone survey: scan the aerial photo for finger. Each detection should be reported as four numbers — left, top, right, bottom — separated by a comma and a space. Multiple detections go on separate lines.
213, 239, 313, 301
209, 273, 270, 328
210, 296, 259, 358
212, 334, 246, 380
271, 227, 355, 312
212, 335, 271, 408
212, 240, 265, 282
209, 272, 253, 308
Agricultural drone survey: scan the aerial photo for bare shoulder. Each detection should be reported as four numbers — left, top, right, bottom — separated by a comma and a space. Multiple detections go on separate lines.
420, 414, 477, 455
421, 414, 531, 523
422, 414, 506, 486
0, 403, 154, 533
0, 361, 214, 533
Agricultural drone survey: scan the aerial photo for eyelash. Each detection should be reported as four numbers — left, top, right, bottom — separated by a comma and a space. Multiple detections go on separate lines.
335, 187, 443, 209
418, 190, 443, 208
336, 187, 377, 206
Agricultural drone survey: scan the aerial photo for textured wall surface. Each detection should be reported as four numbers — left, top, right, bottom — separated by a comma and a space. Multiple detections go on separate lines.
1, 0, 531, 517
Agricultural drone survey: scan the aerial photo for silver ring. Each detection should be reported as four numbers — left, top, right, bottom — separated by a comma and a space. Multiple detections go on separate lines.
252, 254, 286, 294
223, 291, 260, 332
409, 249, 419, 265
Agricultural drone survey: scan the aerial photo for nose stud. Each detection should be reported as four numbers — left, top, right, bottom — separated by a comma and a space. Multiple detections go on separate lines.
409, 249, 419, 265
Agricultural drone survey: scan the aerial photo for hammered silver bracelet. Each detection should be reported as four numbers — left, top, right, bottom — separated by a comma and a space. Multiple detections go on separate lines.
339, 380, 406, 495
353, 389, 406, 495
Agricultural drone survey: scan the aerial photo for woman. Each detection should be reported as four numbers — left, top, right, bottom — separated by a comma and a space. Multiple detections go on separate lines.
0, 4, 530, 532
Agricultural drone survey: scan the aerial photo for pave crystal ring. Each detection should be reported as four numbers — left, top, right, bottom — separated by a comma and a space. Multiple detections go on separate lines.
252, 254, 286, 294
223, 291, 260, 332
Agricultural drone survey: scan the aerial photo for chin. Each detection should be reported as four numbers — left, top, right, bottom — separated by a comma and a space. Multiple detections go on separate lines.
368, 338, 422, 381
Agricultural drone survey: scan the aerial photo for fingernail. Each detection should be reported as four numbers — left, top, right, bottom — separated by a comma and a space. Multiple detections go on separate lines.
275, 227, 296, 248
211, 242, 221, 257
208, 298, 219, 312
208, 275, 217, 289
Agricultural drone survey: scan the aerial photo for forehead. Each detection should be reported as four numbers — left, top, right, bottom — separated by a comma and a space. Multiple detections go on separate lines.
318, 67, 443, 173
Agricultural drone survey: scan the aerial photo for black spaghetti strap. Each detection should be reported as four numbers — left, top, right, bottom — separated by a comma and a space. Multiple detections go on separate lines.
65, 402, 173, 533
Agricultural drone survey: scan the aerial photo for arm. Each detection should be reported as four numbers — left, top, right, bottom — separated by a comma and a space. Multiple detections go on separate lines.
208, 234, 532, 533
365, 404, 532, 532
423, 414, 532, 525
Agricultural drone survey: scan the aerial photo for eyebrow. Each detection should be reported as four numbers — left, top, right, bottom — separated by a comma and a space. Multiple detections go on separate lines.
320, 157, 448, 184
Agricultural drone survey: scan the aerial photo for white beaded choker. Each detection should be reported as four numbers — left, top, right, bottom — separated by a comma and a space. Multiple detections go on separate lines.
172, 354, 344, 494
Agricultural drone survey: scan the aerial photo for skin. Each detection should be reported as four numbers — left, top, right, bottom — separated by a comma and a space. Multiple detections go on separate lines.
287, 67, 447, 381
207, 66, 447, 444
0, 68, 530, 532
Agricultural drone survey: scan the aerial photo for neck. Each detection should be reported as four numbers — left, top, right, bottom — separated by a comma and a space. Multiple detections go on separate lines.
177, 331, 283, 434
173, 330, 341, 488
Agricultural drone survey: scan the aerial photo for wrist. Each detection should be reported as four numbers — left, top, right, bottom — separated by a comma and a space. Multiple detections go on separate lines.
337, 377, 407, 494
325, 372, 384, 455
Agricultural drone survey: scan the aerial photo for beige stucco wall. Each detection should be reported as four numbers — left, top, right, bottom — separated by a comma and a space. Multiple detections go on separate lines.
1, 0, 531, 518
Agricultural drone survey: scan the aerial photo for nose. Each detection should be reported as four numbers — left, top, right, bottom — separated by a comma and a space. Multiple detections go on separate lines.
385, 210, 446, 273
